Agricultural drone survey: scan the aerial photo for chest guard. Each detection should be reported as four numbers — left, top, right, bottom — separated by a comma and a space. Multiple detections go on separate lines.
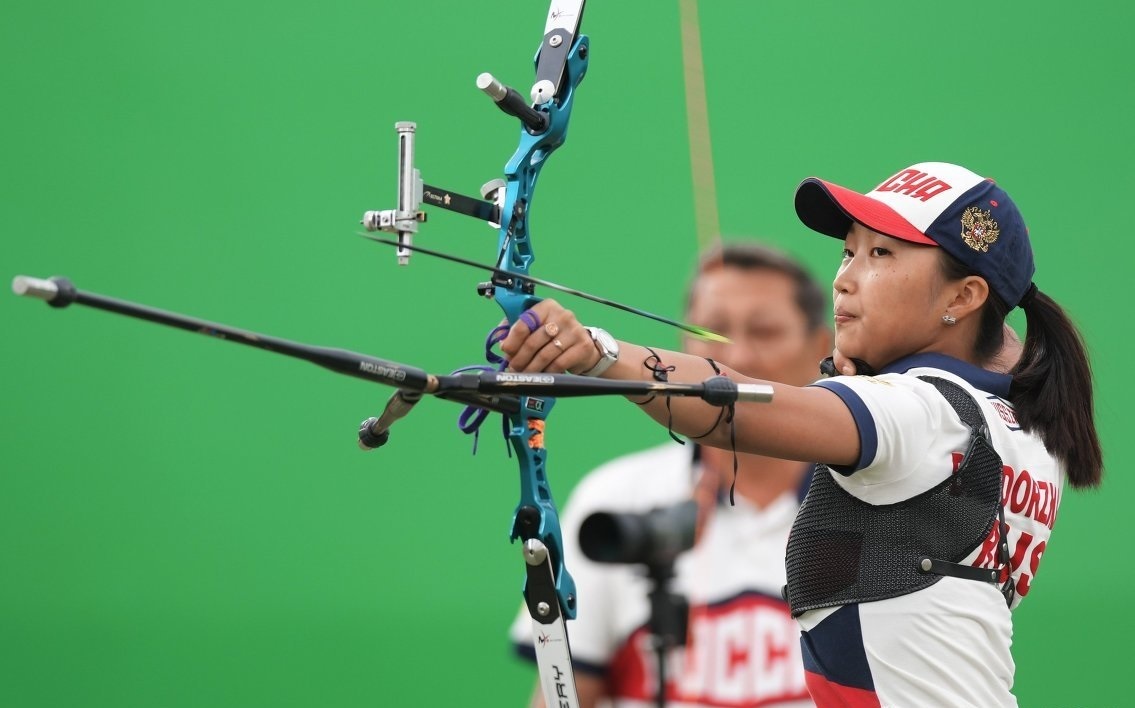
784, 376, 1009, 617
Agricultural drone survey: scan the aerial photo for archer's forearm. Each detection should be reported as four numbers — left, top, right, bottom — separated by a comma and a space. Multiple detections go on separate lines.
604, 343, 750, 448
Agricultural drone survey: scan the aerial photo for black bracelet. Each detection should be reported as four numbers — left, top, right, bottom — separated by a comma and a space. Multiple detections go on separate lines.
690, 358, 740, 505
641, 347, 683, 444
643, 347, 676, 382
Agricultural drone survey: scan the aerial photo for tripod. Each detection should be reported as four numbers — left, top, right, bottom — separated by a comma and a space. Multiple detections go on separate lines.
644, 560, 690, 708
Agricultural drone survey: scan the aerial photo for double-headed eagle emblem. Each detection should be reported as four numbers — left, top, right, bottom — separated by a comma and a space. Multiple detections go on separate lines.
961, 206, 1000, 252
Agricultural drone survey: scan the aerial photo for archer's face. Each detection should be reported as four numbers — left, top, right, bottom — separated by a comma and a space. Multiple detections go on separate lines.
832, 223, 946, 369
683, 266, 828, 387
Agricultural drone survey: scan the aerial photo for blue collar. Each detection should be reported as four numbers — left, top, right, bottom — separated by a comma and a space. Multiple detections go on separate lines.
878, 352, 1012, 398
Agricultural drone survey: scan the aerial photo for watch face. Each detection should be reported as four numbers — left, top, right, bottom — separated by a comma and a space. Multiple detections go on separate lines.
593, 328, 617, 355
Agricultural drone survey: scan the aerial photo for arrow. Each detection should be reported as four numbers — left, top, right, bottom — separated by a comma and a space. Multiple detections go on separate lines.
357, 233, 729, 343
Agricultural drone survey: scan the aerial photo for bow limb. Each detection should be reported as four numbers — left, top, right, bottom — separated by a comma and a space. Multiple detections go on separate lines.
493, 7, 589, 630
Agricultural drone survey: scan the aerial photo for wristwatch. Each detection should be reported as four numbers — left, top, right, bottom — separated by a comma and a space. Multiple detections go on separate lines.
579, 326, 619, 377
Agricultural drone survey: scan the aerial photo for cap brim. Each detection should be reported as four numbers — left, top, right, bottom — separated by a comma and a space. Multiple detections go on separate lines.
795, 178, 937, 245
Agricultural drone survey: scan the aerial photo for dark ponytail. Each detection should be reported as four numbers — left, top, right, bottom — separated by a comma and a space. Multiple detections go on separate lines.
1009, 290, 1102, 488
940, 251, 1102, 488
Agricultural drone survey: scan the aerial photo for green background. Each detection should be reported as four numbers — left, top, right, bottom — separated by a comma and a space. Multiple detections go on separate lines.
2, 1, 1129, 706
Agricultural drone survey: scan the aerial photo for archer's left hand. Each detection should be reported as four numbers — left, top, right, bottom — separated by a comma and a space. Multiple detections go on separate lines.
499, 299, 601, 374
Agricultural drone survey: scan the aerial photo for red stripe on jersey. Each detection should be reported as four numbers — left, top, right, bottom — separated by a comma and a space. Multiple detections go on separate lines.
804, 670, 881, 708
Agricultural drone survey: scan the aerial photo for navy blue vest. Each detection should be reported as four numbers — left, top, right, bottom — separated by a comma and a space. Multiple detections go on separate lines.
784, 377, 1010, 616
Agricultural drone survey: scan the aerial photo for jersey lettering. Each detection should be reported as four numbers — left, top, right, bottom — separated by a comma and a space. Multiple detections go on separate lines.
963, 460, 1060, 599
874, 169, 952, 201
989, 398, 1019, 428
609, 594, 809, 706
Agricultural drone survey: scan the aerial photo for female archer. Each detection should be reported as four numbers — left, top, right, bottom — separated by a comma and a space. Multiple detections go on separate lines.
499, 161, 1102, 707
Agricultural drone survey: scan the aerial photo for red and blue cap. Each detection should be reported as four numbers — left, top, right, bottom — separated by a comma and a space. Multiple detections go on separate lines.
794, 162, 1036, 308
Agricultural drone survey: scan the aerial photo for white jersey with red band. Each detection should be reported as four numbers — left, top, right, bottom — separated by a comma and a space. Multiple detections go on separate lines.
509, 443, 813, 708
802, 353, 1064, 708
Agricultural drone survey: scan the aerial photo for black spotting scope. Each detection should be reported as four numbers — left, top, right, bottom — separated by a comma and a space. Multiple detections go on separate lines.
579, 499, 698, 568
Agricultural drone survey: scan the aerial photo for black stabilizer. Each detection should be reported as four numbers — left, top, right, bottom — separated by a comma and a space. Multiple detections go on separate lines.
700, 375, 738, 406
358, 417, 390, 449
495, 87, 549, 133
48, 277, 78, 308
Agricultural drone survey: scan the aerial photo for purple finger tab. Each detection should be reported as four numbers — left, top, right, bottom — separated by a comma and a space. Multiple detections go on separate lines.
518, 309, 540, 332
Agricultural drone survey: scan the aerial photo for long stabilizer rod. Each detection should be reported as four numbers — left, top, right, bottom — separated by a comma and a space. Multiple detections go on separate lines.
11, 275, 519, 413
13, 275, 773, 406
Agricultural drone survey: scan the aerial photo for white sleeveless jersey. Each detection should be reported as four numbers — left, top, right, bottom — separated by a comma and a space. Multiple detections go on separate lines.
510, 443, 814, 707
802, 353, 1064, 707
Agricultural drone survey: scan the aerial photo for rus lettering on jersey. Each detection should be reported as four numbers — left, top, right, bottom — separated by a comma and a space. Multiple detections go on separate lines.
874, 169, 952, 201
956, 457, 1062, 599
